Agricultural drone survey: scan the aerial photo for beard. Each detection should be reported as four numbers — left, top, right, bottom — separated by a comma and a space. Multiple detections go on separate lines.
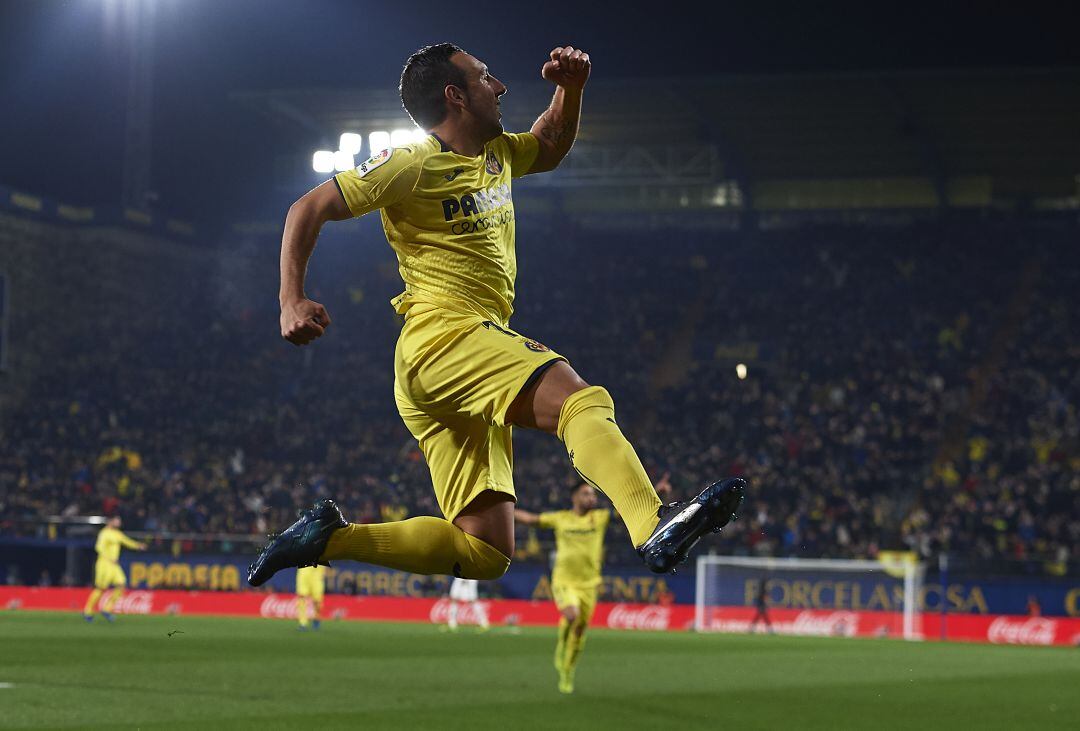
482, 112, 504, 141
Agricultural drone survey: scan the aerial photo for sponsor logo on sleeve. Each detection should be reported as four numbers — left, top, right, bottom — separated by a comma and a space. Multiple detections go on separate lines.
356, 148, 392, 178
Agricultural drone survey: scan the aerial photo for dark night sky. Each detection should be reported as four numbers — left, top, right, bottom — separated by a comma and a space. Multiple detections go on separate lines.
1, 0, 1078, 221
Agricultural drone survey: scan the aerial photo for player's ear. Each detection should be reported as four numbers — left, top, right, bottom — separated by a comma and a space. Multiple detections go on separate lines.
444, 83, 467, 112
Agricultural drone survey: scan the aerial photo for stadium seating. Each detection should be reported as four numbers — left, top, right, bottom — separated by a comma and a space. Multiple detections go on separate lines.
1, 212, 1077, 575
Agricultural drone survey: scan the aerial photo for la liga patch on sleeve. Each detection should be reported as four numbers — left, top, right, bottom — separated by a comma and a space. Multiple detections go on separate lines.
356, 148, 392, 177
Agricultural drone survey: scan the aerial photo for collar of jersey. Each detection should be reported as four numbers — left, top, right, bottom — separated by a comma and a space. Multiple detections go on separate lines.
431, 132, 486, 161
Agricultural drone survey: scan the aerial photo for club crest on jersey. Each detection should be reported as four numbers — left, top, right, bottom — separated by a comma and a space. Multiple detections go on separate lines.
523, 339, 550, 352
356, 148, 392, 178
485, 150, 503, 175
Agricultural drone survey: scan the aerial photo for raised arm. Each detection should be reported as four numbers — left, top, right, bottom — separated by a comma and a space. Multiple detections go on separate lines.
527, 46, 591, 174
279, 180, 352, 346
514, 508, 543, 526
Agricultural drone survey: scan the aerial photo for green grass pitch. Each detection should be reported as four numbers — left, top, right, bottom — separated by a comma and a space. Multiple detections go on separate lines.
1, 611, 1078, 730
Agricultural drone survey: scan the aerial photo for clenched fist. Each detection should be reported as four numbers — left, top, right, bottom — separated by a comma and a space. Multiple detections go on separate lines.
280, 298, 332, 346
542, 46, 591, 90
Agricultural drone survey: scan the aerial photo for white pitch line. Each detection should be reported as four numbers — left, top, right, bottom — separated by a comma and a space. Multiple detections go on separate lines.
0, 683, 15, 689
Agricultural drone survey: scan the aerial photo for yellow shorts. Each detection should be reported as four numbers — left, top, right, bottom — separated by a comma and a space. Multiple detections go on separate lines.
296, 567, 325, 600
394, 304, 565, 522
94, 560, 126, 590
552, 582, 599, 624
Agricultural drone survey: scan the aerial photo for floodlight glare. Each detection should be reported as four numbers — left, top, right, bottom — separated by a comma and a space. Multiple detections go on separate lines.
369, 130, 390, 153
411, 128, 429, 143
334, 150, 355, 172
339, 133, 363, 155
312, 150, 335, 173
736, 363, 748, 380
390, 129, 414, 147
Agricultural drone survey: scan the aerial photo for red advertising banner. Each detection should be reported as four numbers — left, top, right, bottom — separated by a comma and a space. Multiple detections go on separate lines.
3, 587, 1079, 647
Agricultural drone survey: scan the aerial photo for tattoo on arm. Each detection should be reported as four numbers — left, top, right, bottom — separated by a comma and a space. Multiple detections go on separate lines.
539, 111, 573, 147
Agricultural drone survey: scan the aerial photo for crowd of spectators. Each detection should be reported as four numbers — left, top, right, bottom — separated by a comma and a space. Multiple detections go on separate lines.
0, 211, 1077, 575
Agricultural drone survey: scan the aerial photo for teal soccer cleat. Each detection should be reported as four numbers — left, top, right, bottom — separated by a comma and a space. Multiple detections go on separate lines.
247, 499, 347, 587
638, 478, 746, 573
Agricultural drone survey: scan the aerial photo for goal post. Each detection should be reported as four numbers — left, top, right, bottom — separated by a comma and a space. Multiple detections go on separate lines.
695, 555, 925, 641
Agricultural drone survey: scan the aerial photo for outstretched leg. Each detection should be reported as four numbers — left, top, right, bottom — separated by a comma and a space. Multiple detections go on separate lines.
320, 491, 513, 578
249, 493, 512, 587
508, 362, 662, 547
509, 361, 746, 573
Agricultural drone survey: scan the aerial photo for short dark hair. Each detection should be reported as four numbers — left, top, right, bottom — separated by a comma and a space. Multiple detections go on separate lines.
572, 482, 593, 496
399, 43, 468, 129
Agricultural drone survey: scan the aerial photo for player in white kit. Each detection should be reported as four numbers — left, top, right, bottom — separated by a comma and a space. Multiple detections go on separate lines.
446, 577, 490, 631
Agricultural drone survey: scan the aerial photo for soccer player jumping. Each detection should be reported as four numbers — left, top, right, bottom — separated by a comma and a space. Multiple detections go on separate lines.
248, 43, 745, 589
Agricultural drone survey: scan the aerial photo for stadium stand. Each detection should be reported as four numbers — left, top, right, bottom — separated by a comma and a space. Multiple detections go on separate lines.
2, 210, 1077, 577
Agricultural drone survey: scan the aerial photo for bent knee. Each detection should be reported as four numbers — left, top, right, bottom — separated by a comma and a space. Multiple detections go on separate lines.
468, 554, 511, 580
555, 385, 616, 441
460, 533, 512, 580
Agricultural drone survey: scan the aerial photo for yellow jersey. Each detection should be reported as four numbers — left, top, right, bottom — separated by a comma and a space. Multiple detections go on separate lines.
296, 565, 326, 596
334, 132, 540, 326
538, 508, 610, 589
94, 526, 140, 563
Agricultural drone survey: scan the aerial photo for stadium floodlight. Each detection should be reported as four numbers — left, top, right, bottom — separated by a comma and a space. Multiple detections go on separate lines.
369, 130, 390, 153
312, 150, 335, 173
411, 128, 429, 143
339, 133, 363, 156
333, 150, 355, 172
390, 128, 415, 147
736, 363, 748, 380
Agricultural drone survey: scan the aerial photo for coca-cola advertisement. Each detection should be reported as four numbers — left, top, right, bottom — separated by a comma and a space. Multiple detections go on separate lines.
2, 587, 1080, 647
986, 617, 1057, 646
260, 595, 302, 620
428, 599, 491, 625
606, 604, 673, 631
110, 591, 154, 615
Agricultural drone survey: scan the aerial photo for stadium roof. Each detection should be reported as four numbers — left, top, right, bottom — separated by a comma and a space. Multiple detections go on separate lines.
235, 68, 1080, 203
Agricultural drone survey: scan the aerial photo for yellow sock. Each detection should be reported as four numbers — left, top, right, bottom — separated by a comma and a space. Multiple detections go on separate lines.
558, 386, 662, 547
102, 589, 123, 613
554, 617, 572, 671
563, 624, 588, 674
298, 598, 310, 628
84, 589, 103, 615
320, 517, 510, 579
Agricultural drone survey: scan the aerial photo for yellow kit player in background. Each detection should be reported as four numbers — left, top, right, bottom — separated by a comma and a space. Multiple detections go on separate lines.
83, 516, 146, 622
295, 565, 326, 631
517, 484, 608, 694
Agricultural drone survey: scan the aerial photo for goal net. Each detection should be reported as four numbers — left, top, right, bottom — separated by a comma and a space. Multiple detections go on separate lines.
695, 555, 925, 640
